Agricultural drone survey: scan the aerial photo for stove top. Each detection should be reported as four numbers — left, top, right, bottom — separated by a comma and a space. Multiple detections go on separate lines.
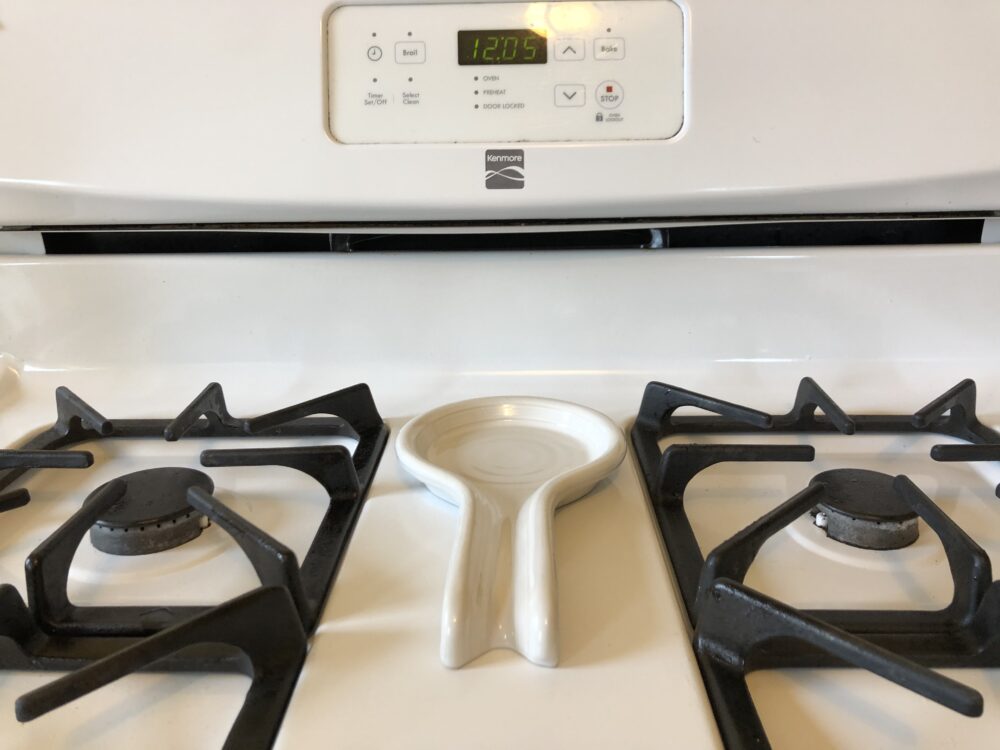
2, 248, 1000, 749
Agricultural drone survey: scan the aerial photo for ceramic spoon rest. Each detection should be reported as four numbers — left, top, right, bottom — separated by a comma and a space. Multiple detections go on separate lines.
396, 397, 626, 668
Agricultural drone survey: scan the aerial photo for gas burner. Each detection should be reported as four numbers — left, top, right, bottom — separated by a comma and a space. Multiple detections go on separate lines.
809, 469, 919, 550
0, 381, 389, 750
87, 468, 213, 556
632, 378, 1000, 750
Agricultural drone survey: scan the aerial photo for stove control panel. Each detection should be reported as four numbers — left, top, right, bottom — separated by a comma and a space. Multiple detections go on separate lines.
327, 1, 684, 144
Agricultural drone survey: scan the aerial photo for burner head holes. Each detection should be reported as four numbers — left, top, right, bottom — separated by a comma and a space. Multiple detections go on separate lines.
810, 469, 919, 550
87, 468, 213, 556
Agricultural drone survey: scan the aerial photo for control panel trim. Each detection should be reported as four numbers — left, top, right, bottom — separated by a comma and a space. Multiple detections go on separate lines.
326, 1, 686, 145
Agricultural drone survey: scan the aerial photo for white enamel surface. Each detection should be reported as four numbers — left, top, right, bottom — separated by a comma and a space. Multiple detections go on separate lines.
3, 0, 1000, 224
1, 247, 1000, 747
396, 397, 625, 667
328, 1, 684, 143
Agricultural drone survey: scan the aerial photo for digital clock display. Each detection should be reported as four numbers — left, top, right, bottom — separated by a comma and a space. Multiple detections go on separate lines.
457, 29, 547, 65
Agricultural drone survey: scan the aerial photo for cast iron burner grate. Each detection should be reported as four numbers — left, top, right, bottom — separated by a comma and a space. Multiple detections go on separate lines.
631, 378, 1000, 750
0, 382, 389, 750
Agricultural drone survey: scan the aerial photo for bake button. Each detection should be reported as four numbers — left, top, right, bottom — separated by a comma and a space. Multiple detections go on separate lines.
367, 45, 383, 61
594, 38, 625, 60
554, 38, 585, 61
395, 41, 426, 64
595, 80, 623, 109
554, 84, 585, 107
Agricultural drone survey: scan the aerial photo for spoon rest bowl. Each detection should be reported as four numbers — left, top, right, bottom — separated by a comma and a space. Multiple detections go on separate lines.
396, 396, 625, 668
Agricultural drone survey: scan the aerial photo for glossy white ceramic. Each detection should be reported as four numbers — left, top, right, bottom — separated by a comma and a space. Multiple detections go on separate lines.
396, 397, 626, 667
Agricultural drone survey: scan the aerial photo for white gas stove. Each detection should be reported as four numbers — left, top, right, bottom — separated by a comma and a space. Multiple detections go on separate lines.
2, 1, 1000, 749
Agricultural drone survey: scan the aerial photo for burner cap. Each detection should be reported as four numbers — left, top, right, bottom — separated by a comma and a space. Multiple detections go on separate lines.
809, 469, 919, 550
87, 468, 213, 556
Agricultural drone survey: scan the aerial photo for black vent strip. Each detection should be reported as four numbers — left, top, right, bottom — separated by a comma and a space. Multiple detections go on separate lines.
43, 231, 333, 254
631, 378, 1000, 750
0, 383, 389, 748
663, 218, 984, 248
338, 227, 657, 252
40, 218, 985, 254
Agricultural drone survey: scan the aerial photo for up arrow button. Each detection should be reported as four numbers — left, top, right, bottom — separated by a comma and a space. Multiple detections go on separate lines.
554, 38, 585, 61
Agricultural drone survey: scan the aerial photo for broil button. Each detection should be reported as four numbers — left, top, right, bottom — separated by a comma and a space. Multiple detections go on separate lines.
395, 41, 426, 64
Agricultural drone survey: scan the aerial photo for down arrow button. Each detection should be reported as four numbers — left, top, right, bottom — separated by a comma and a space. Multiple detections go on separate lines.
554, 84, 586, 107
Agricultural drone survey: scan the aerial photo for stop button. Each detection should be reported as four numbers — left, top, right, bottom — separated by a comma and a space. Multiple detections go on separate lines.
595, 80, 624, 109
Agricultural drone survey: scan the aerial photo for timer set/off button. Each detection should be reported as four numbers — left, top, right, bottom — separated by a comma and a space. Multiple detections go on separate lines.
365, 41, 426, 63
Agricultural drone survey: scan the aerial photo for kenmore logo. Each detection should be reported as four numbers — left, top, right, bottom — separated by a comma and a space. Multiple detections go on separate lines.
485, 149, 524, 190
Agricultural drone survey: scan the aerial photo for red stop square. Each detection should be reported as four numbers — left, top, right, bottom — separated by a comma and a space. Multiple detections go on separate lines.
606, 85, 613, 93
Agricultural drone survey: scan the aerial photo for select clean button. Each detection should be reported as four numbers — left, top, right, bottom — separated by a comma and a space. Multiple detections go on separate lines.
395, 41, 426, 63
